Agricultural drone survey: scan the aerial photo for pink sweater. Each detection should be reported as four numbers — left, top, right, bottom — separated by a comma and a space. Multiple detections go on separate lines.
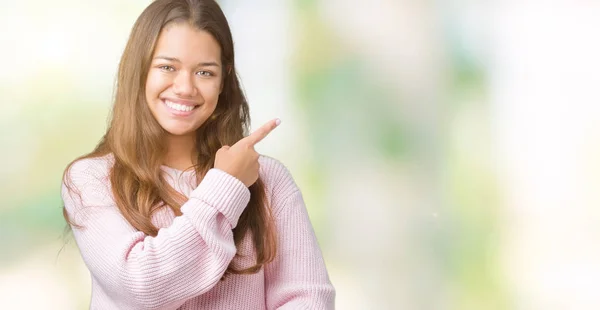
61, 154, 335, 309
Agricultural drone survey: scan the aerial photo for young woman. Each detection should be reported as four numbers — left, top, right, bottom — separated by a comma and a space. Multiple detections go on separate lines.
61, 0, 335, 309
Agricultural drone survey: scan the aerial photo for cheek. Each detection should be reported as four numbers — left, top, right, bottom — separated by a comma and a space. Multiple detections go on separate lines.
146, 72, 168, 97
198, 80, 222, 102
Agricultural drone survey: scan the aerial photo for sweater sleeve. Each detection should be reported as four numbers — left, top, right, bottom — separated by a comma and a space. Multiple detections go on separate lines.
61, 159, 250, 310
263, 169, 336, 309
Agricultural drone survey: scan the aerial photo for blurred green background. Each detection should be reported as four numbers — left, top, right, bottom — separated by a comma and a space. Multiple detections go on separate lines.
2, 1, 600, 309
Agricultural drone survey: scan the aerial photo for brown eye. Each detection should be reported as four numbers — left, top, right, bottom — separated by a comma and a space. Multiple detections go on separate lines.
159, 65, 175, 71
196, 70, 213, 77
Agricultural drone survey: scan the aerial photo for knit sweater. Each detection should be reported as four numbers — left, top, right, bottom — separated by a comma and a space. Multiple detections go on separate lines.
61, 154, 335, 309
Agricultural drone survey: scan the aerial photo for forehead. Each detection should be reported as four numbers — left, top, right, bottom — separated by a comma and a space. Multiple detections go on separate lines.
153, 23, 221, 63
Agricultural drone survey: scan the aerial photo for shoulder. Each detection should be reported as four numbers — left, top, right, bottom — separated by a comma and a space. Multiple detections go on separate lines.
64, 153, 114, 184
61, 153, 116, 217
62, 154, 115, 201
258, 155, 301, 204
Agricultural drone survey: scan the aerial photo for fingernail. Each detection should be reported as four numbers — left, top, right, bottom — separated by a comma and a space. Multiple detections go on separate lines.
275, 118, 281, 126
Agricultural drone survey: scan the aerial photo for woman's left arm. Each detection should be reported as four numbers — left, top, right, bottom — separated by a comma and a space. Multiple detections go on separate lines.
264, 188, 336, 310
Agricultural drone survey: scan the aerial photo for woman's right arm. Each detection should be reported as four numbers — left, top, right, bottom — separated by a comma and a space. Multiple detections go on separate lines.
62, 158, 249, 310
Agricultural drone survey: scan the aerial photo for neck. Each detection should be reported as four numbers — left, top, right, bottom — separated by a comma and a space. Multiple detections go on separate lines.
164, 133, 197, 171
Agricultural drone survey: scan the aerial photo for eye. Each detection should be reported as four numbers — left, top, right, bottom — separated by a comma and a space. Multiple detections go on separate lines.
159, 65, 175, 72
196, 70, 213, 77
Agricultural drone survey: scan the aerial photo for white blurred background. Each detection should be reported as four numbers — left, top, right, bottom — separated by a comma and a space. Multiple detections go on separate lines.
1, 0, 599, 309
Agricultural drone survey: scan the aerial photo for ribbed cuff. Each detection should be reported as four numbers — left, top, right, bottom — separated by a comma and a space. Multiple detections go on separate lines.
185, 168, 250, 227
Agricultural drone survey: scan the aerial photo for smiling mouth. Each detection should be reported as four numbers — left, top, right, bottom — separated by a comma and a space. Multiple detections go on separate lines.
162, 99, 200, 113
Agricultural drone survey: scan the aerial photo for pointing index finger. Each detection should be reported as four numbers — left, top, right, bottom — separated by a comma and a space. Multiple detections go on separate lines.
244, 118, 281, 146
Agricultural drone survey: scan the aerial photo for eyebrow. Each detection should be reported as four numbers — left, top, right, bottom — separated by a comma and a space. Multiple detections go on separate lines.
153, 56, 221, 67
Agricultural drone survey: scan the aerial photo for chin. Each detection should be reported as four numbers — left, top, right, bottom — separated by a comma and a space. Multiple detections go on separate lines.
163, 127, 198, 137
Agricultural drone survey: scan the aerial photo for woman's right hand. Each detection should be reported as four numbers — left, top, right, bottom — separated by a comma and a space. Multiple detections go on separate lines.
214, 118, 280, 187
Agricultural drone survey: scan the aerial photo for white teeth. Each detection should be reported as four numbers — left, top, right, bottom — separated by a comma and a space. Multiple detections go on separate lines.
165, 100, 195, 112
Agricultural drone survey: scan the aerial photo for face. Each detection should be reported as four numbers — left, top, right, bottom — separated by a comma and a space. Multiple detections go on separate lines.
145, 22, 223, 138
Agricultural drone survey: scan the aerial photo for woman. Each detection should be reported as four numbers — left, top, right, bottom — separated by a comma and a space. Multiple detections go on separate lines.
61, 0, 335, 309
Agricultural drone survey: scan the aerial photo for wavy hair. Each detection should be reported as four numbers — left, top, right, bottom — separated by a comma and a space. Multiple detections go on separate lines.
63, 0, 276, 275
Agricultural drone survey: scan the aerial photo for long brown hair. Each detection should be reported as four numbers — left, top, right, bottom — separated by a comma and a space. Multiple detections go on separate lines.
63, 0, 276, 275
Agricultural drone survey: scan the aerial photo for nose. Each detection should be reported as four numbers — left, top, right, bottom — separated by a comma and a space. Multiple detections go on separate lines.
172, 71, 197, 97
